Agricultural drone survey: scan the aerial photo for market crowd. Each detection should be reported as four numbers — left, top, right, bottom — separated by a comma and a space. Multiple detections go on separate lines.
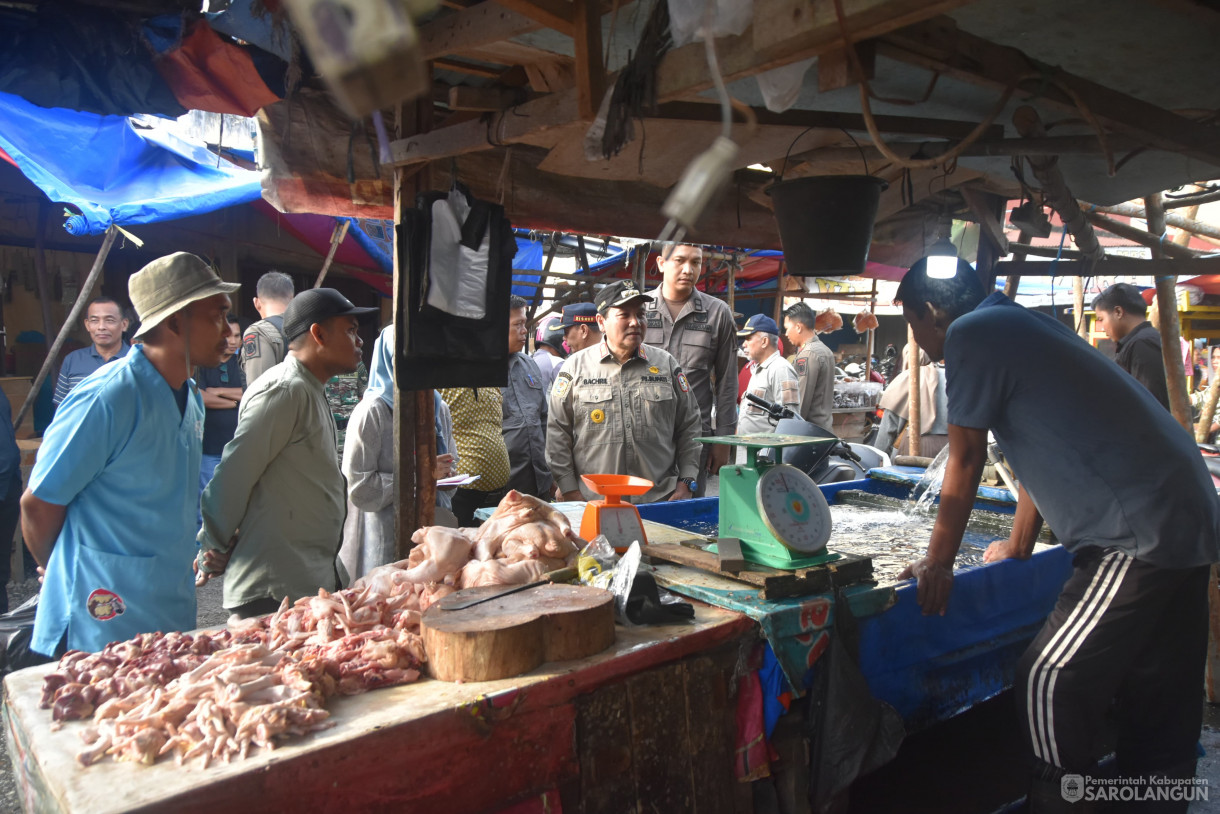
11, 244, 1220, 810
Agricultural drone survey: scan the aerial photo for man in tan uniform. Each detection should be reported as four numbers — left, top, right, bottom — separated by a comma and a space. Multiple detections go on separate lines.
548, 280, 702, 504
643, 244, 738, 493
784, 302, 836, 431
737, 315, 800, 436
241, 271, 294, 386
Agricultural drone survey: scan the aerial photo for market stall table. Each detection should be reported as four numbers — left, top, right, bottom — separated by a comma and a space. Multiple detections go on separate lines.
5, 604, 753, 814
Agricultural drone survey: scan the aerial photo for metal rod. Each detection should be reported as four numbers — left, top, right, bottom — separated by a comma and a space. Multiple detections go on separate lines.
15, 225, 120, 432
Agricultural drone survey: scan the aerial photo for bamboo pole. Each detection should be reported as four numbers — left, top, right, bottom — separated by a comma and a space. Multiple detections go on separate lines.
907, 328, 920, 457
726, 260, 736, 319
15, 225, 120, 432
1196, 374, 1220, 443
527, 236, 558, 324
1145, 193, 1193, 431
773, 262, 786, 326
1083, 210, 1201, 259
313, 219, 350, 288
32, 202, 55, 348
1089, 201, 1220, 243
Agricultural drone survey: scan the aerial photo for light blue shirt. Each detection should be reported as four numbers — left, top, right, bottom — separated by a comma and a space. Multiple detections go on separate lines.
32, 344, 204, 655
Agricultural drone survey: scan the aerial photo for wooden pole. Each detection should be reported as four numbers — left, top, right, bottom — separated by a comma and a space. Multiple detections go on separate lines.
32, 202, 56, 348
1013, 107, 1105, 271
15, 226, 119, 432
313, 220, 351, 288
773, 262, 786, 326
864, 278, 877, 381
1145, 193, 1192, 432
1073, 277, 1087, 339
415, 390, 436, 527
1196, 373, 1220, 443
726, 260, 736, 319
1003, 230, 1033, 299
1083, 210, 1201, 259
1089, 201, 1220, 243
907, 327, 920, 457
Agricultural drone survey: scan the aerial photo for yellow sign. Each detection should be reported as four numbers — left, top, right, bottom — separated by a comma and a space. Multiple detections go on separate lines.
591, 409, 605, 424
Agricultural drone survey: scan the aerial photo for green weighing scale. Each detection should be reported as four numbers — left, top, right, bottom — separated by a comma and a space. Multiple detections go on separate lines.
700, 434, 841, 570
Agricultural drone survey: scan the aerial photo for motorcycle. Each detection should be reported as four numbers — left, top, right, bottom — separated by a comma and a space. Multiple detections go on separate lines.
743, 393, 891, 483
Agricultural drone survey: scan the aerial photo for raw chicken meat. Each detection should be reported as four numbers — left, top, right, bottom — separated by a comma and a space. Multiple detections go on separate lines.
458, 558, 548, 589
400, 527, 473, 582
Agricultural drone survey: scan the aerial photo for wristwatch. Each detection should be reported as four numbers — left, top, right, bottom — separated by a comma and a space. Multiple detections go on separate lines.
679, 477, 698, 492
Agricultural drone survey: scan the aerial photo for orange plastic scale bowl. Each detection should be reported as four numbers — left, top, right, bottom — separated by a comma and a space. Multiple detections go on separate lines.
579, 474, 654, 553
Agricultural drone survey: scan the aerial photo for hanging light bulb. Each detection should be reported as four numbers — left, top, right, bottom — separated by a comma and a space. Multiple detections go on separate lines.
925, 236, 959, 279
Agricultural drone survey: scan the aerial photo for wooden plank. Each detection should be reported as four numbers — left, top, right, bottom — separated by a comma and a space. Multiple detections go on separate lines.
818, 42, 875, 92
998, 256, 1220, 276
572, 0, 604, 120
420, 2, 544, 61
395, 0, 974, 166
683, 654, 738, 814
881, 17, 1220, 169
654, 100, 1004, 140
716, 537, 746, 573
448, 84, 529, 111
961, 186, 1009, 254
432, 57, 504, 78
494, 0, 574, 35
627, 663, 695, 811
642, 543, 874, 598
574, 682, 635, 814
661, 0, 976, 101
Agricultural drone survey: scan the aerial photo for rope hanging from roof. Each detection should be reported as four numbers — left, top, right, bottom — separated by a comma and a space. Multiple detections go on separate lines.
601, 0, 672, 159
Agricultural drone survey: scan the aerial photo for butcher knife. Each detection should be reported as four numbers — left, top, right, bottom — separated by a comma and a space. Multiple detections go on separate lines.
437, 566, 579, 611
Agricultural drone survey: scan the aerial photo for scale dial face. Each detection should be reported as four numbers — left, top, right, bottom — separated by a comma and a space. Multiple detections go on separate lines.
755, 464, 832, 553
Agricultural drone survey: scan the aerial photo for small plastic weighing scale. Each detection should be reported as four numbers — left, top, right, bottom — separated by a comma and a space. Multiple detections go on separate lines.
580, 474, 654, 553
700, 434, 840, 570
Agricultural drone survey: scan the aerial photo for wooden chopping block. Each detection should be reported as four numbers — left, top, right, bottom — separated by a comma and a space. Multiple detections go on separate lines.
422, 584, 616, 682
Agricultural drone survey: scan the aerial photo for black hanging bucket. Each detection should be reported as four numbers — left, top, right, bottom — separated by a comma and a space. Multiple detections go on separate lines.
765, 175, 889, 276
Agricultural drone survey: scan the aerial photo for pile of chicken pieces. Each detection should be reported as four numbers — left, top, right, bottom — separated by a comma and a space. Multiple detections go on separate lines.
39, 490, 582, 769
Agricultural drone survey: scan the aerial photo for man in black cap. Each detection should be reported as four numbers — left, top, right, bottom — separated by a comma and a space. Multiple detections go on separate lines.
197, 288, 377, 618
547, 280, 701, 504
561, 302, 602, 353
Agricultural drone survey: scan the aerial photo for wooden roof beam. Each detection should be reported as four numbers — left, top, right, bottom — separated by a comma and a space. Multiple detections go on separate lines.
420, 3, 546, 62
393, 0, 982, 166
492, 0, 574, 36
879, 17, 1220, 168
999, 257, 1220, 276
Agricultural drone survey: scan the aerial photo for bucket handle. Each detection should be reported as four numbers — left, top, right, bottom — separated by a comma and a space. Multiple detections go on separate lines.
778, 126, 872, 182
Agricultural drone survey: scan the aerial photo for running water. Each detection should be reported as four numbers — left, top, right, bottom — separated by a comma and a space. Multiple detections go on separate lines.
906, 444, 951, 516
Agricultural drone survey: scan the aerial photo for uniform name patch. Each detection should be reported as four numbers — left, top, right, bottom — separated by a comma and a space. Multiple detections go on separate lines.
87, 588, 126, 621
580, 377, 608, 385
685, 322, 712, 332
641, 375, 669, 383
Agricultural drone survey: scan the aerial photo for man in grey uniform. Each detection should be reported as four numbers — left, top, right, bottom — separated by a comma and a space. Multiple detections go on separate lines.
504, 295, 553, 498
548, 280, 702, 504
198, 289, 377, 618
737, 315, 800, 436
643, 244, 737, 493
784, 302, 836, 431
241, 271, 294, 386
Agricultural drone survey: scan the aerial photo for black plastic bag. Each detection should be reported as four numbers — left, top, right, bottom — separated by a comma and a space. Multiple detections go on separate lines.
0, 593, 44, 677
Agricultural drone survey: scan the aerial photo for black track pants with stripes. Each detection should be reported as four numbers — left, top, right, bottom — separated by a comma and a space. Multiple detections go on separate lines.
1015, 548, 1210, 779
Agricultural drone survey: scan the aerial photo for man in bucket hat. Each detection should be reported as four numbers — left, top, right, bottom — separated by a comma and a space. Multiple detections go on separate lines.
22, 252, 238, 656
197, 288, 376, 617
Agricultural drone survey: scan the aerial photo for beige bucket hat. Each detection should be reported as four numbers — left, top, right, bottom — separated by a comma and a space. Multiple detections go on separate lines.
129, 253, 241, 339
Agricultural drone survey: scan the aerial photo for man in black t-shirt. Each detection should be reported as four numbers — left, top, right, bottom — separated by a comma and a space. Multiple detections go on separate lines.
196, 313, 245, 527
1092, 283, 1170, 410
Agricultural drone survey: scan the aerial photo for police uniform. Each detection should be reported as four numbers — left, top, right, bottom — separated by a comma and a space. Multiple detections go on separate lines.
547, 341, 702, 504
738, 351, 800, 435
503, 351, 553, 497
792, 336, 837, 431
240, 315, 287, 387
643, 289, 738, 437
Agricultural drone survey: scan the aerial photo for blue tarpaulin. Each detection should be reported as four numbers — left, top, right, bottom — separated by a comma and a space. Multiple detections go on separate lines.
0, 90, 262, 236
